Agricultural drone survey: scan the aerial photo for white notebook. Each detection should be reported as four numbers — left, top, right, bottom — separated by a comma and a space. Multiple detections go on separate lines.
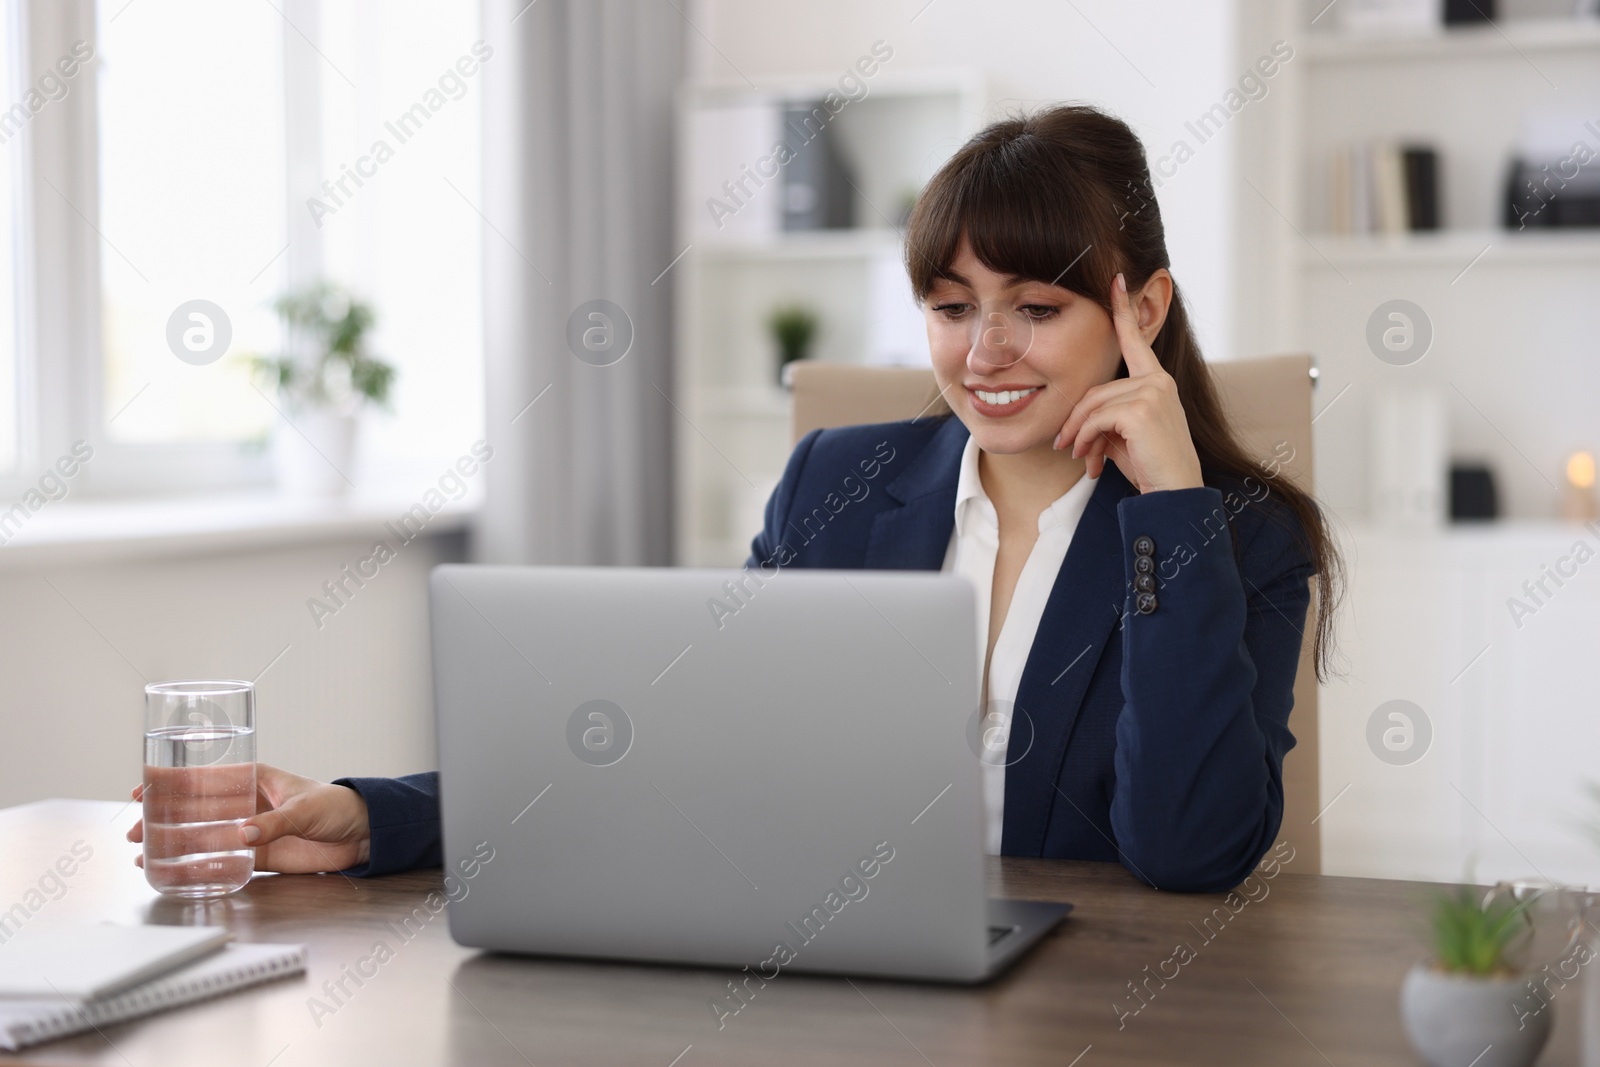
0, 925, 233, 1001
0, 942, 306, 1051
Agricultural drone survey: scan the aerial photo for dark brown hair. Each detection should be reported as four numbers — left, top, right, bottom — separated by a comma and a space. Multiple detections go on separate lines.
903, 103, 1341, 680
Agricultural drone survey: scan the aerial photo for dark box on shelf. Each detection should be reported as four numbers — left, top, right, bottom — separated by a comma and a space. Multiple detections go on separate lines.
1450, 464, 1498, 522
1444, 0, 1494, 24
1504, 157, 1600, 229
780, 101, 856, 232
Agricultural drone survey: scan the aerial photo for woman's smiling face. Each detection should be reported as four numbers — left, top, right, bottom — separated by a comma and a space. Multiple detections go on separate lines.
924, 236, 1123, 456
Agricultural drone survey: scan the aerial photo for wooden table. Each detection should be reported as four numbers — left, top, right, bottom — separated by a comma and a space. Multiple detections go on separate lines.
0, 799, 1582, 1066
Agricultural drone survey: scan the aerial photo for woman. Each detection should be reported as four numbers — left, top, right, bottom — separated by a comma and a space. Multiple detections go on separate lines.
127, 104, 1338, 893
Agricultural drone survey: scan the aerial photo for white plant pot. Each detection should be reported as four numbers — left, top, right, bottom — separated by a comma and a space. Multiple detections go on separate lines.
1401, 963, 1552, 1067
271, 408, 358, 498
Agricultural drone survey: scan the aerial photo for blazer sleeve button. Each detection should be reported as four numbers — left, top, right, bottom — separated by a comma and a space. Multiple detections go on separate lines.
1133, 555, 1154, 575
1133, 535, 1155, 557
1135, 573, 1156, 593
1135, 592, 1158, 615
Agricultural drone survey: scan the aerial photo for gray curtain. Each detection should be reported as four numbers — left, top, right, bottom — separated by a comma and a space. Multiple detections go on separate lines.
477, 0, 682, 565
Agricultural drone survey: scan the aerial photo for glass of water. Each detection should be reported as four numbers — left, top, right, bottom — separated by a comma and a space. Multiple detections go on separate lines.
142, 680, 257, 898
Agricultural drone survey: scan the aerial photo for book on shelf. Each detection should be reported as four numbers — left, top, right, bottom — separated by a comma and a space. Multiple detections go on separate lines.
1402, 147, 1440, 230
1329, 139, 1440, 236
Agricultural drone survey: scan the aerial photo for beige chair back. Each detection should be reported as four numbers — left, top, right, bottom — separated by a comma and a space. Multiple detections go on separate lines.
786, 357, 1323, 874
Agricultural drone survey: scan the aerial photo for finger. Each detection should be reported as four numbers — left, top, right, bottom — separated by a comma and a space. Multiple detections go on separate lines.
1070, 398, 1141, 460
141, 775, 254, 825
1071, 406, 1150, 488
135, 854, 144, 869
1055, 378, 1149, 448
253, 763, 306, 809
1090, 432, 1134, 480
1096, 427, 1151, 487
130, 783, 144, 801
1083, 436, 1108, 479
241, 803, 310, 848
1112, 273, 1161, 377
127, 819, 144, 843
144, 817, 249, 861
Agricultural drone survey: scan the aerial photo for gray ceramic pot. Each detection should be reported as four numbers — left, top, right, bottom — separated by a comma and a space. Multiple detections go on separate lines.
1400, 963, 1552, 1067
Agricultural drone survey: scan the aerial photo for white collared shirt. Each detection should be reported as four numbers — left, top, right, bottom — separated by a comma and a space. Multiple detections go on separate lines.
940, 433, 1098, 855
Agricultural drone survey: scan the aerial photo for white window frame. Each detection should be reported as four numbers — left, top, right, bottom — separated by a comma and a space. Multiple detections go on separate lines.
6, 0, 339, 499
7, 0, 484, 501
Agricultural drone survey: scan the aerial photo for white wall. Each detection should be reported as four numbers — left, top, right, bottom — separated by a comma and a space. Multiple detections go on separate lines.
688, 0, 1243, 363
0, 530, 463, 810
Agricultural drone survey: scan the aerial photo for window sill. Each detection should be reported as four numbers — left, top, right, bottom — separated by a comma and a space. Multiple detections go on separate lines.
0, 490, 479, 571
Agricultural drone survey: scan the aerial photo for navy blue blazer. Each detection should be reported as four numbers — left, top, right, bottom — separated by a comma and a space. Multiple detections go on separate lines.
338, 414, 1312, 893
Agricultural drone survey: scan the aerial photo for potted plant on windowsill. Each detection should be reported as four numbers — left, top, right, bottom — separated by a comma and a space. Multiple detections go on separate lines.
1400, 883, 1548, 1067
245, 281, 394, 497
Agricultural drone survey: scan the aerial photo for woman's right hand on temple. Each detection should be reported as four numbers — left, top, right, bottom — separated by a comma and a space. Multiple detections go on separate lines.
126, 762, 372, 874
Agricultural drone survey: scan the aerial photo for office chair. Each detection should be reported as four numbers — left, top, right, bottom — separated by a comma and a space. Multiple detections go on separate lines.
786, 356, 1323, 875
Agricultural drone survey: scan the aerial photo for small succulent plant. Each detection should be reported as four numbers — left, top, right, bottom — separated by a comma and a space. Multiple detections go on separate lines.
1427, 884, 1529, 976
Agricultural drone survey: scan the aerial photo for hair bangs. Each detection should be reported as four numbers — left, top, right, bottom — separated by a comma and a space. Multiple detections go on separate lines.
905, 135, 1116, 305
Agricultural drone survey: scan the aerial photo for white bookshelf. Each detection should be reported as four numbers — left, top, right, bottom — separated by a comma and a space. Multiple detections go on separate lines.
1266, 8, 1600, 526
1234, 3, 1600, 882
672, 69, 984, 566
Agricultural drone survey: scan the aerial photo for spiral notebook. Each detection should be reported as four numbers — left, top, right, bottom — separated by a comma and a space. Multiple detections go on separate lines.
0, 942, 306, 1051
0, 924, 234, 1001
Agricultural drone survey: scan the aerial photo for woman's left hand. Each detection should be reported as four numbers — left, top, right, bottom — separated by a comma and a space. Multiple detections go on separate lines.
1052, 273, 1205, 494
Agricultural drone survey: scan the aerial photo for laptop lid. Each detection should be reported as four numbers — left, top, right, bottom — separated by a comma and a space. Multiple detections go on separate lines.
431, 564, 990, 981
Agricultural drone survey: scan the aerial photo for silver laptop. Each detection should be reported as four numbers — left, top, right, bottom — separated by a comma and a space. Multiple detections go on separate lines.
429, 564, 1070, 983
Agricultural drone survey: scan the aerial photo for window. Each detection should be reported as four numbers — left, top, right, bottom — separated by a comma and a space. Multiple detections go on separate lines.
315, 0, 484, 476
95, 0, 284, 445
4, 0, 484, 496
